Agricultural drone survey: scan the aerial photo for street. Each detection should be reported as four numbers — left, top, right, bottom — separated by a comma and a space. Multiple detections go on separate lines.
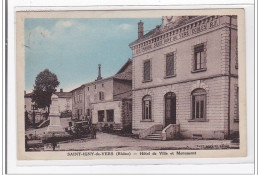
54, 132, 238, 151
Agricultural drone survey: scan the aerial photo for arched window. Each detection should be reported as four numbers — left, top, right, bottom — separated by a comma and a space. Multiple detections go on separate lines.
191, 88, 206, 120
142, 95, 152, 120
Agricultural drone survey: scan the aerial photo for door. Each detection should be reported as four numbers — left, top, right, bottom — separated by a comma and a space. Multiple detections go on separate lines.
165, 92, 176, 127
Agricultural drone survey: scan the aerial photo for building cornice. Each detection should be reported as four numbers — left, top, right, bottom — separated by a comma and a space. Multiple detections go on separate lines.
132, 73, 238, 92
130, 16, 237, 57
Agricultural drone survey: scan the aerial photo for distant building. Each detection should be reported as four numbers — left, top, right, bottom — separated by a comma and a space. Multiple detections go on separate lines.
24, 91, 47, 124
71, 59, 132, 131
129, 16, 238, 140
24, 89, 72, 124
55, 89, 72, 113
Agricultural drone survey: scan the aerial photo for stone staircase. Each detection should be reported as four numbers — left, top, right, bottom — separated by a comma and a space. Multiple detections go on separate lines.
144, 130, 163, 140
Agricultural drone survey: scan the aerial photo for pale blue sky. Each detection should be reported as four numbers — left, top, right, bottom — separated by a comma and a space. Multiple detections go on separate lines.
25, 18, 161, 92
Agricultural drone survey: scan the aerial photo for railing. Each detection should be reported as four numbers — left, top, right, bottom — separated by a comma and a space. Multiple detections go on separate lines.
139, 124, 163, 139
162, 124, 180, 140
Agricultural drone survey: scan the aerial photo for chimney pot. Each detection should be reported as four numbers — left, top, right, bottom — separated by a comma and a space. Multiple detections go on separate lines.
138, 20, 144, 39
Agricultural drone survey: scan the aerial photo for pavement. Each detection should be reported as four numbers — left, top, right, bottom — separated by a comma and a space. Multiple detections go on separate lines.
56, 132, 239, 151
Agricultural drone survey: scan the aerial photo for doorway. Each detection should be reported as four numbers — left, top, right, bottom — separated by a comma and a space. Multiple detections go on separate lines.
165, 92, 176, 127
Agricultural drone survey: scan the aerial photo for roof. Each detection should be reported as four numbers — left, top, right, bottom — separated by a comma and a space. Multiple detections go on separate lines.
70, 85, 85, 92
82, 76, 114, 87
55, 92, 72, 98
129, 16, 206, 46
116, 59, 132, 74
24, 92, 33, 98
71, 58, 132, 91
114, 71, 132, 81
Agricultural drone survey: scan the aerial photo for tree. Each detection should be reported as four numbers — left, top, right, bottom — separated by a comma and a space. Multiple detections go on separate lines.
32, 69, 60, 115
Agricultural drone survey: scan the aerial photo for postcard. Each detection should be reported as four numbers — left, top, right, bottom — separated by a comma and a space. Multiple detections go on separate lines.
16, 9, 246, 160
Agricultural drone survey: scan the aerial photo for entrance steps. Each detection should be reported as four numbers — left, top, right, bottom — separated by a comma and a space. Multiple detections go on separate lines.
144, 130, 163, 140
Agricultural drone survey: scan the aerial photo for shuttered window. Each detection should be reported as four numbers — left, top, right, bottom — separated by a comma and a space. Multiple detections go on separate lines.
194, 44, 206, 70
166, 53, 174, 77
99, 91, 104, 101
143, 60, 151, 81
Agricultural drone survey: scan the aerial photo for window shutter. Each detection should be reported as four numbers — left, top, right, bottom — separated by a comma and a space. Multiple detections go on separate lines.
166, 54, 174, 76
144, 61, 150, 81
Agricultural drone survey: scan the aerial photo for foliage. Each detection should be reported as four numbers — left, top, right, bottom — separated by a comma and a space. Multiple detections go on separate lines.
31, 69, 60, 113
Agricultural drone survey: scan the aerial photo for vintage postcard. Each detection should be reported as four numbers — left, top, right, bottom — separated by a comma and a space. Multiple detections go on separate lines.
16, 9, 246, 160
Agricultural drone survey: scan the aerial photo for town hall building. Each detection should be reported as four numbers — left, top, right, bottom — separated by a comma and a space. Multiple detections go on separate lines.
129, 16, 239, 140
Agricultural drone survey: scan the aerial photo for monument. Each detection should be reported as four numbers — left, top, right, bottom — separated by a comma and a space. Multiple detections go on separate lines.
46, 94, 65, 134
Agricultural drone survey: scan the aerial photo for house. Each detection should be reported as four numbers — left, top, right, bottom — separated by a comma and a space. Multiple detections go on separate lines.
71, 59, 132, 132
55, 89, 72, 113
129, 16, 238, 140
24, 91, 47, 124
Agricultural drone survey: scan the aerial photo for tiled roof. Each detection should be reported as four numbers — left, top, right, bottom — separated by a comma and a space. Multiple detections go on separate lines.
55, 92, 72, 98
114, 71, 132, 81
129, 16, 206, 46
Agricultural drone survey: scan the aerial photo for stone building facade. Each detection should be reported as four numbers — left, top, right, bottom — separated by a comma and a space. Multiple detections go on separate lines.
71, 59, 132, 131
129, 16, 239, 139
71, 85, 85, 120
55, 89, 72, 113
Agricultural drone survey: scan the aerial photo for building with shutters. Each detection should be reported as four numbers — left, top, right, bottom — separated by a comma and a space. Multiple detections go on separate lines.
129, 16, 239, 140
71, 59, 133, 132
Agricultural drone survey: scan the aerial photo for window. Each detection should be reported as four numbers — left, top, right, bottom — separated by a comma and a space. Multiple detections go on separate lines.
87, 109, 90, 116
194, 44, 206, 71
88, 87, 89, 91
99, 91, 104, 101
107, 110, 114, 122
102, 84, 104, 88
143, 60, 151, 82
98, 110, 105, 122
94, 85, 96, 89
191, 89, 206, 120
142, 95, 152, 120
166, 52, 175, 77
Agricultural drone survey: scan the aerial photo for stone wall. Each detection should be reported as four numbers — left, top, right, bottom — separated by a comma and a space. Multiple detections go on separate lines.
132, 77, 229, 139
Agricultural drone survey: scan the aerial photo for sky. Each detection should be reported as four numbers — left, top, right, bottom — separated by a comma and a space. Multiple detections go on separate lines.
25, 18, 161, 92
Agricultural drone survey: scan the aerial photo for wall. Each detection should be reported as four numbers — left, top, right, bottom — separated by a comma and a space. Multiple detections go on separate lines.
132, 77, 229, 139
133, 29, 223, 91
72, 87, 84, 119
58, 97, 72, 112
24, 97, 32, 112
113, 79, 132, 100
92, 101, 122, 124
131, 16, 237, 139
85, 78, 114, 112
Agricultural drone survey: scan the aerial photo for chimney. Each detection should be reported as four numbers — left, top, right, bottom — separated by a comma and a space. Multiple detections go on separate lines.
60, 88, 63, 93
138, 20, 144, 39
96, 64, 103, 81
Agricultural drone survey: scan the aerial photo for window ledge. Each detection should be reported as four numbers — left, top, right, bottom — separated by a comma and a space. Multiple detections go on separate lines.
140, 119, 154, 122
142, 79, 153, 83
191, 68, 207, 73
188, 119, 209, 122
164, 74, 176, 79
234, 119, 239, 123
